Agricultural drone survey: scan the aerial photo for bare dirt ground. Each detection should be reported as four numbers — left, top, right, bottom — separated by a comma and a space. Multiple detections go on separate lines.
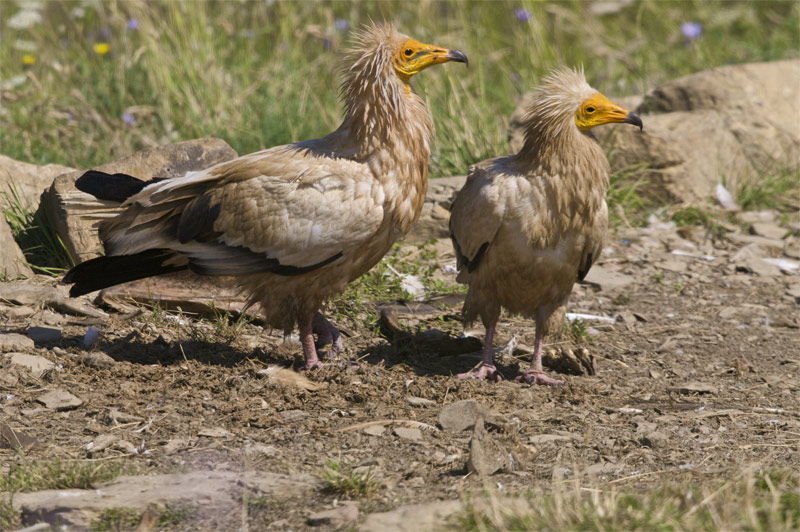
2, 213, 799, 530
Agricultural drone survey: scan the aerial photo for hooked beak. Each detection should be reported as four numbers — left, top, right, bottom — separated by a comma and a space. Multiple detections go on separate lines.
624, 112, 643, 131
418, 46, 469, 69
445, 49, 469, 67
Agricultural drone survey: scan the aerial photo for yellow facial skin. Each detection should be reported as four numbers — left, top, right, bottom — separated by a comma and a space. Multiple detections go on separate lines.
575, 92, 643, 131
392, 38, 468, 86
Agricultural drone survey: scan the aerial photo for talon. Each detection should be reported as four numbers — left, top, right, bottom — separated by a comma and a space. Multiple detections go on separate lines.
456, 363, 503, 381
516, 370, 563, 386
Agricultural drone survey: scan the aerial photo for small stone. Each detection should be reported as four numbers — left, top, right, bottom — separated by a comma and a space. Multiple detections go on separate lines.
718, 306, 739, 319
393, 427, 422, 441
750, 222, 787, 240
406, 396, 436, 408
784, 237, 800, 259
5, 353, 55, 377
363, 425, 386, 436
27, 326, 62, 344
670, 382, 717, 395
655, 259, 688, 273
244, 443, 277, 456
738, 257, 781, 276
114, 440, 137, 453
83, 326, 101, 349
307, 502, 359, 527
8, 306, 35, 319
198, 427, 231, 438
86, 434, 118, 453
639, 431, 669, 448
0, 332, 35, 352
0, 422, 40, 450
466, 419, 508, 476
439, 399, 493, 432
81, 351, 116, 369
37, 389, 83, 411
786, 284, 800, 303
279, 409, 308, 422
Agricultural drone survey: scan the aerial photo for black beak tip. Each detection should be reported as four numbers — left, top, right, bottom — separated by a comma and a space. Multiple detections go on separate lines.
448, 49, 468, 67
625, 112, 643, 131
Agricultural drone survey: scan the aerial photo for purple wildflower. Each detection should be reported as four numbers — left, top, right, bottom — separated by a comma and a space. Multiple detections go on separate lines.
122, 112, 135, 125
515, 8, 531, 22
334, 18, 350, 32
127, 18, 139, 30
681, 22, 702, 41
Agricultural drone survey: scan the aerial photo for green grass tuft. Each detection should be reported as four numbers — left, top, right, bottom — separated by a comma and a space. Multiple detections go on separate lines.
0, 459, 137, 493
452, 470, 800, 532
322, 460, 378, 499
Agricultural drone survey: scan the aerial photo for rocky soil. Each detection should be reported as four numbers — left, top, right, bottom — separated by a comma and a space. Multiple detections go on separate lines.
1, 206, 799, 531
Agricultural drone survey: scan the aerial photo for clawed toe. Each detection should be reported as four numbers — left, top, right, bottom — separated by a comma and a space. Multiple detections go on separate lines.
455, 364, 504, 381
516, 371, 563, 386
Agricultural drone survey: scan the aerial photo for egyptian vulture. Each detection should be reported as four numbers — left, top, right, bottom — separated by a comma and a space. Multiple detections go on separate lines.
64, 23, 467, 370
449, 68, 642, 385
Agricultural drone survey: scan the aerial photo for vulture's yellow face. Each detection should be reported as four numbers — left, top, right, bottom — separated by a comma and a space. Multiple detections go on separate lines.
575, 92, 643, 131
392, 38, 468, 83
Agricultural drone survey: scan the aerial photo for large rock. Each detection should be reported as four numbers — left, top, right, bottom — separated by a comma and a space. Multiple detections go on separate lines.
508, 60, 800, 203
38, 138, 238, 263
0, 216, 32, 278
0, 154, 74, 210
403, 176, 465, 243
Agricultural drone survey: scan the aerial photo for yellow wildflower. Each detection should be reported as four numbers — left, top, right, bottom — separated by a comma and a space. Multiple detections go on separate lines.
22, 54, 36, 65
93, 43, 110, 55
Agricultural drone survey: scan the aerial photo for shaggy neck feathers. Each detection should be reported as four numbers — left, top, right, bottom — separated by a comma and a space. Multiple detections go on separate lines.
336, 24, 434, 169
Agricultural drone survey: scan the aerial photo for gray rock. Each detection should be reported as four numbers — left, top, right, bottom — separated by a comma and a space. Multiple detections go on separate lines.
0, 282, 60, 306
308, 502, 359, 527
4, 353, 55, 377
508, 60, 800, 203
406, 396, 436, 408
86, 434, 118, 454
670, 382, 718, 395
0, 154, 74, 211
393, 427, 423, 441
750, 222, 788, 241
0, 332, 35, 352
582, 264, 635, 291
738, 257, 782, 277
37, 389, 83, 411
639, 431, 670, 448
39, 138, 238, 263
363, 425, 386, 436
0, 216, 32, 278
27, 326, 62, 344
80, 351, 116, 369
0, 422, 40, 451
402, 176, 465, 243
12, 471, 318, 530
466, 419, 509, 477
784, 237, 800, 259
359, 500, 464, 532
439, 399, 493, 432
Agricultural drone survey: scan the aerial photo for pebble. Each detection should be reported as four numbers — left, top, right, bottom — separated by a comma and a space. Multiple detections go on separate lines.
466, 419, 508, 476
4, 353, 55, 377
363, 425, 386, 436
307, 502, 359, 527
81, 351, 116, 369
0, 332, 35, 352
37, 389, 83, 411
406, 396, 436, 408
439, 399, 493, 432
27, 326, 62, 344
393, 427, 422, 441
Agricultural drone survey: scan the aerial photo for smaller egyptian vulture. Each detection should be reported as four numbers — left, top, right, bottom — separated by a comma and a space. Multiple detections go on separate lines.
449, 68, 642, 385
63, 23, 467, 370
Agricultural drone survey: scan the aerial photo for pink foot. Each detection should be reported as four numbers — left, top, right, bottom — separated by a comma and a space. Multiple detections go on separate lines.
456, 363, 504, 381
312, 313, 344, 358
516, 370, 563, 386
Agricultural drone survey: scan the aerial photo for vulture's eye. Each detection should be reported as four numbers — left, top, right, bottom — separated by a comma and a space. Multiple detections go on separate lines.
404, 48, 414, 57
585, 106, 595, 114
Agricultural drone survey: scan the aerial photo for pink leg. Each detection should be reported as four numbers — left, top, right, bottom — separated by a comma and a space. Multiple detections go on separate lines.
299, 317, 323, 370
312, 312, 344, 358
516, 330, 563, 386
456, 325, 503, 381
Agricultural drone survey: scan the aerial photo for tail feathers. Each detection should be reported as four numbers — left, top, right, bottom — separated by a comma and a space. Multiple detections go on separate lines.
64, 249, 188, 297
75, 170, 163, 203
